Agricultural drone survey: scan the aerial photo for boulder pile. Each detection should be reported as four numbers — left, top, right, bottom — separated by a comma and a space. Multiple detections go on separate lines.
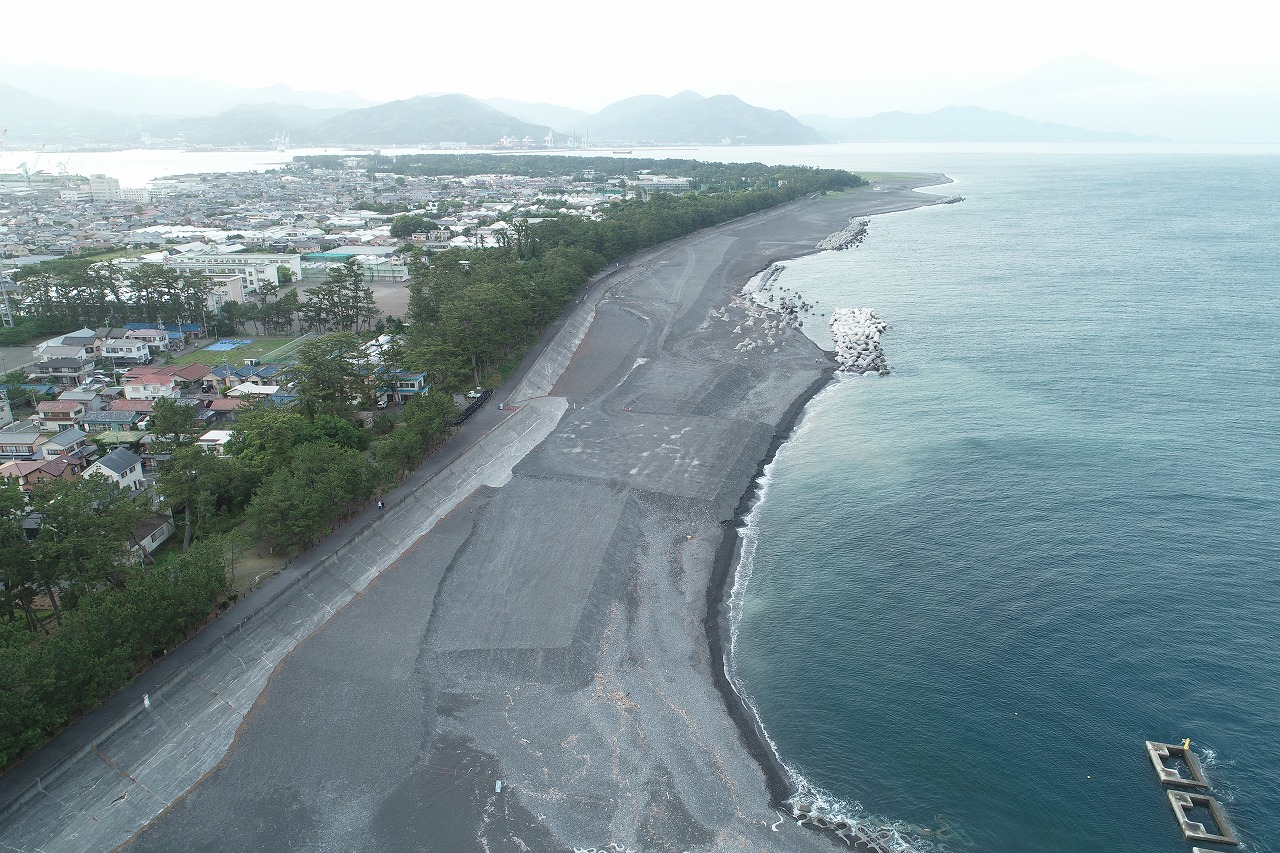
816, 218, 869, 251
830, 307, 890, 375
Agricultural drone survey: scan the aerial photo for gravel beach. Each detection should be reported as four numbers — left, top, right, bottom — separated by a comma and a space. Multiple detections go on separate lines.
110, 176, 950, 853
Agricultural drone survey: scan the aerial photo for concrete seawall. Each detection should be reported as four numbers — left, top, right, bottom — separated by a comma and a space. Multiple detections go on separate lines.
0, 397, 566, 853
509, 301, 598, 404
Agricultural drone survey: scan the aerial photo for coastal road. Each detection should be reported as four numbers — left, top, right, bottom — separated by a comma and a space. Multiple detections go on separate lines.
1, 177, 949, 853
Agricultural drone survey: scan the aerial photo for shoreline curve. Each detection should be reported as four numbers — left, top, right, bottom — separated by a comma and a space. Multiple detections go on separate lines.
1, 173, 953, 853
709, 179, 955, 838
707, 365, 836, 807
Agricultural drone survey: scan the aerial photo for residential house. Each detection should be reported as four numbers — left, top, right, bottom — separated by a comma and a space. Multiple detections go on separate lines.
32, 329, 96, 363
122, 322, 203, 349
120, 363, 210, 400
108, 398, 155, 411
56, 389, 106, 411
226, 384, 280, 400
195, 429, 234, 456
29, 356, 94, 386
39, 427, 90, 462
0, 421, 49, 460
202, 363, 240, 391
233, 362, 283, 386
132, 513, 176, 558
207, 397, 245, 422
81, 410, 147, 433
0, 457, 84, 492
33, 341, 95, 362
167, 363, 212, 387
100, 338, 152, 365
181, 399, 219, 428
390, 370, 429, 403
35, 399, 86, 431
83, 446, 145, 491
124, 323, 186, 352
122, 369, 179, 400
409, 230, 454, 250
124, 327, 173, 355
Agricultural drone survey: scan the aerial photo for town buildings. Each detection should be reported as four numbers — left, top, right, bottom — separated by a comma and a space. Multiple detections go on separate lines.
2, 160, 615, 263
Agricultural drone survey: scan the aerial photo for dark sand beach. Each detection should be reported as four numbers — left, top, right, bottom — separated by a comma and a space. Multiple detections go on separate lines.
1, 176, 948, 853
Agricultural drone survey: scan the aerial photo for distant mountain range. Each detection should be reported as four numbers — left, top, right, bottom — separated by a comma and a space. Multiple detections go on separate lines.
590, 91, 822, 145
0, 74, 1158, 149
314, 95, 556, 146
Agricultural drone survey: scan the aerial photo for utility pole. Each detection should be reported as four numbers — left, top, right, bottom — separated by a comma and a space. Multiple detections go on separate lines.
0, 267, 14, 328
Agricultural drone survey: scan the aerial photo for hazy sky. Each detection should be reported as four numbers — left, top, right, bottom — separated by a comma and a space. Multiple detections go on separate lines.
9, 0, 1280, 139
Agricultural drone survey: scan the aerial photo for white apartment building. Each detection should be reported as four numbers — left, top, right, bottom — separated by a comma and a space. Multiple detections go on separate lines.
205, 272, 259, 312
115, 251, 291, 311
100, 338, 152, 365
165, 251, 302, 279
89, 174, 121, 203
119, 187, 152, 204
628, 175, 691, 194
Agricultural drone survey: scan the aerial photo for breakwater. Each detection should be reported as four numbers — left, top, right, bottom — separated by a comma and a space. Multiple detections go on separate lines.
830, 307, 890, 374
816, 218, 869, 251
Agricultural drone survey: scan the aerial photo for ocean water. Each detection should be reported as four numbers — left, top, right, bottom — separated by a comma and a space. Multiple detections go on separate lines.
732, 154, 1280, 853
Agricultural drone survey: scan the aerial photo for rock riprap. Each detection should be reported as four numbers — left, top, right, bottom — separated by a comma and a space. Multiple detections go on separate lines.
816, 218, 869, 251
830, 307, 890, 375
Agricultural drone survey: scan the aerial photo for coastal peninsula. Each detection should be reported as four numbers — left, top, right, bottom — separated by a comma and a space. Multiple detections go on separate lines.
1, 176, 949, 853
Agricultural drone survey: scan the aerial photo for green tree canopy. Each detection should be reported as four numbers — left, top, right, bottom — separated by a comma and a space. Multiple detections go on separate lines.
390, 213, 439, 239
157, 445, 255, 551
149, 397, 196, 448
29, 476, 150, 608
301, 259, 380, 333
246, 441, 375, 551
284, 331, 370, 421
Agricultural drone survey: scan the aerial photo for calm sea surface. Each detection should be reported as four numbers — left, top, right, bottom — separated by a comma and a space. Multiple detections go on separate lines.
732, 152, 1280, 853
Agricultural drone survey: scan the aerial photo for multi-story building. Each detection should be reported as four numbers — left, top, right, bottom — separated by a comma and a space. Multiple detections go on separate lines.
33, 329, 97, 363
89, 174, 121, 203
0, 422, 48, 460
154, 250, 301, 279
35, 399, 86, 432
118, 187, 152, 204
100, 338, 152, 365
29, 357, 94, 386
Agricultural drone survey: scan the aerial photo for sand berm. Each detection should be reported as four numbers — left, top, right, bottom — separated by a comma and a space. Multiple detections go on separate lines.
0, 175, 949, 853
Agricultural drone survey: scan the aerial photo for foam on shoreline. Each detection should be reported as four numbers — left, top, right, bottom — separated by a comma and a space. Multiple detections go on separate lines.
710, 375, 938, 853
708, 217, 941, 853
